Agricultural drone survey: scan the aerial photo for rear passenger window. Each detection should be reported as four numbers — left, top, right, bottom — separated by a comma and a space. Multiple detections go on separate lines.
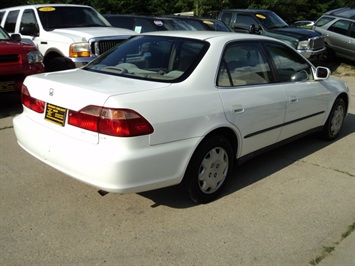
350, 23, 355, 38
4, 10, 19, 33
217, 42, 271, 87
329, 20, 351, 36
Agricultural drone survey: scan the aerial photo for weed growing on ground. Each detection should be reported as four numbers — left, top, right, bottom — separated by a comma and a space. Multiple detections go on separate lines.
309, 220, 355, 265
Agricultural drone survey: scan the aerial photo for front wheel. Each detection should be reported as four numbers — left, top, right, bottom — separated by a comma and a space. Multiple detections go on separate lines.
321, 98, 346, 140
183, 136, 234, 204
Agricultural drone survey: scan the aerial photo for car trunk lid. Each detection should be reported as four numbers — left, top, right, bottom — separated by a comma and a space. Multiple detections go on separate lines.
22, 68, 170, 144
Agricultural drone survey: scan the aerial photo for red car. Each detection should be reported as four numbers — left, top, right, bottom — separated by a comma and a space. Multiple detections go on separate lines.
0, 26, 44, 93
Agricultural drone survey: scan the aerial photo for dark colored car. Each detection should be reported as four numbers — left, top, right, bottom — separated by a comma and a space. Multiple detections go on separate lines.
0, 26, 44, 93
313, 7, 355, 62
162, 15, 233, 32
104, 14, 232, 33
104, 14, 193, 33
218, 9, 326, 60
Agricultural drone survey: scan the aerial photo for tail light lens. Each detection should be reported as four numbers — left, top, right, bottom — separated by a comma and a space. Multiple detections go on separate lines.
21, 85, 45, 113
68, 105, 154, 137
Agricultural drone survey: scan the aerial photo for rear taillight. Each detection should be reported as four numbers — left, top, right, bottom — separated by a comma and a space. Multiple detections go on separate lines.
68, 105, 154, 137
21, 85, 45, 113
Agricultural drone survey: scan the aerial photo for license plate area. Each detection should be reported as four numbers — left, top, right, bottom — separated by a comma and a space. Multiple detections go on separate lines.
45, 103, 67, 126
0, 81, 15, 92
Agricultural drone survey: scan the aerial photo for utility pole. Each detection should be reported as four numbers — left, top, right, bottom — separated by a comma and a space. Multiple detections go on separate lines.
195, 0, 200, 16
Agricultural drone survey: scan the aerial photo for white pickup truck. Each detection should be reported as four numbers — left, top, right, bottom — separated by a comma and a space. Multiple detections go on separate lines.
0, 4, 136, 72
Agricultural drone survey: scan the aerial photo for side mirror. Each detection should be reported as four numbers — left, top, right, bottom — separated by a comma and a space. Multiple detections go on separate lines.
249, 24, 261, 34
20, 25, 38, 36
11, 33, 21, 42
249, 24, 256, 33
291, 70, 309, 82
314, 66, 331, 80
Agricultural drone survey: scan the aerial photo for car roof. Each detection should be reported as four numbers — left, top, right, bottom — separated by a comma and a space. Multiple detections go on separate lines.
324, 7, 355, 19
1, 4, 92, 10
104, 14, 176, 20
140, 30, 278, 42
220, 9, 275, 14
163, 15, 220, 21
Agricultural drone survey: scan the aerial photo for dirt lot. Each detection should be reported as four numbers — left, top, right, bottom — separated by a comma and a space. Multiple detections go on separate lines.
317, 59, 355, 77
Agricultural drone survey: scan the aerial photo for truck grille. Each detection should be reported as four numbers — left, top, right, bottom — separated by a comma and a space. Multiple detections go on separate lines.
0, 54, 19, 63
309, 36, 324, 50
90, 39, 127, 57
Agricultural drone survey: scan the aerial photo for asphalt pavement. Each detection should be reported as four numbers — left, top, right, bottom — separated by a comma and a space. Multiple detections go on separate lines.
0, 74, 354, 265
317, 75, 355, 266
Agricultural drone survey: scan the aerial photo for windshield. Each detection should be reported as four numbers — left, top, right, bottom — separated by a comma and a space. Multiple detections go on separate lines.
84, 35, 209, 82
314, 16, 335, 27
203, 20, 232, 32
37, 6, 111, 30
0, 27, 11, 40
256, 12, 289, 30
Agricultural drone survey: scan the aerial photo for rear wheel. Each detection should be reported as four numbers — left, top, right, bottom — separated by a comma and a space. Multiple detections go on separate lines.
183, 136, 234, 204
321, 98, 346, 140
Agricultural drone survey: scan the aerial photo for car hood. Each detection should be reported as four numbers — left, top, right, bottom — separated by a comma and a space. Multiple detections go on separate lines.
52, 27, 136, 42
0, 40, 38, 54
25, 68, 170, 110
270, 27, 321, 40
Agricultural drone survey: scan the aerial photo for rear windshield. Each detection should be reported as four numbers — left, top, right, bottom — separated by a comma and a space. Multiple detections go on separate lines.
84, 35, 209, 82
37, 6, 110, 30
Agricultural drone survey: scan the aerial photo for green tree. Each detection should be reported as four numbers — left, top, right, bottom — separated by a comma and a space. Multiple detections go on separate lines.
1, 0, 353, 22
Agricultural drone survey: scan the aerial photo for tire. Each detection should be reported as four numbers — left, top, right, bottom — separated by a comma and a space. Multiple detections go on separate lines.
45, 57, 76, 72
183, 136, 234, 204
321, 98, 346, 140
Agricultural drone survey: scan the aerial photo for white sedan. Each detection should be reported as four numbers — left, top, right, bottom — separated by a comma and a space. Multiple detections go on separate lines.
13, 31, 349, 204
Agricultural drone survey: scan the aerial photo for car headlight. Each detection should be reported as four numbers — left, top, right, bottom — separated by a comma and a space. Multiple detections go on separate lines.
27, 51, 44, 64
297, 40, 311, 50
69, 42, 90, 57
283, 40, 298, 49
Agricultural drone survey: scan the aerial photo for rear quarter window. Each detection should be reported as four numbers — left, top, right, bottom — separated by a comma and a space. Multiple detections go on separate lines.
329, 20, 351, 36
350, 23, 355, 38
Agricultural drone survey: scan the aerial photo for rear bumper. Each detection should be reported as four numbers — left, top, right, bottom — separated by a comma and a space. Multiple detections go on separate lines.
13, 112, 198, 194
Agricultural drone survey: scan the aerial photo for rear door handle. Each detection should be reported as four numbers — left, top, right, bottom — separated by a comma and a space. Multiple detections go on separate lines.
232, 105, 244, 113
289, 96, 298, 103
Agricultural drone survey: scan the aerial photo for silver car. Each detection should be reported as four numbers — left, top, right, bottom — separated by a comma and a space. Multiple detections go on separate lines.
313, 7, 355, 62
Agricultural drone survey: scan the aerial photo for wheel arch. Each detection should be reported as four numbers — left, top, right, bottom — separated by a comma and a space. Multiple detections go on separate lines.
202, 126, 239, 160
43, 49, 66, 65
337, 92, 349, 115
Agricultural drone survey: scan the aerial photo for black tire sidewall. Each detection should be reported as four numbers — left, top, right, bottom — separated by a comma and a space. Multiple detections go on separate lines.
45, 57, 75, 72
322, 98, 346, 140
184, 136, 234, 204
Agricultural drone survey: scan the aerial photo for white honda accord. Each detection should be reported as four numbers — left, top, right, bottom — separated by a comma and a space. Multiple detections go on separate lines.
13, 31, 349, 204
